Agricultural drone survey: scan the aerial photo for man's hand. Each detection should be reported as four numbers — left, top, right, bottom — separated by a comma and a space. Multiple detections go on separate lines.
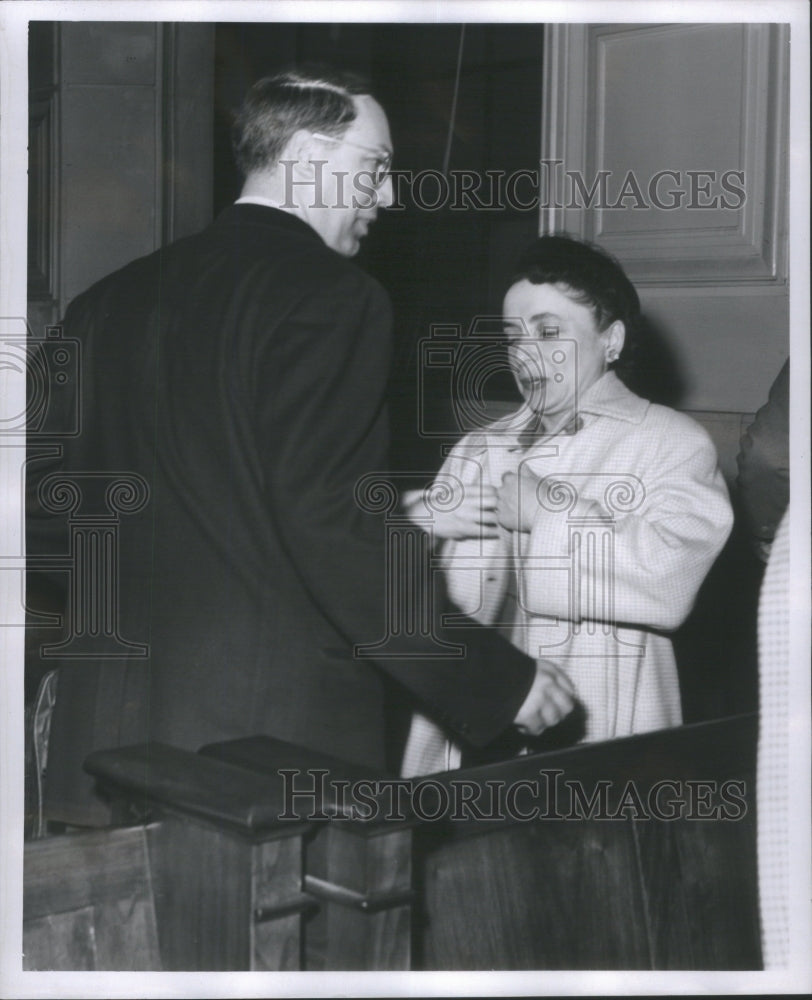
497, 470, 541, 533
513, 659, 577, 735
402, 485, 499, 540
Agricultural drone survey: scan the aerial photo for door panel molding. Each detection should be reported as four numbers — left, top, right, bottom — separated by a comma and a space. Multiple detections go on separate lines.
541, 23, 788, 287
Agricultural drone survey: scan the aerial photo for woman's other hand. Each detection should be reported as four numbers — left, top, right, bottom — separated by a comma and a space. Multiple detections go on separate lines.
402, 484, 499, 540
497, 470, 541, 533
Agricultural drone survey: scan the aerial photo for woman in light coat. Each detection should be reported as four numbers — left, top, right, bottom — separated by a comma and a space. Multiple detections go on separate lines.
402, 235, 734, 776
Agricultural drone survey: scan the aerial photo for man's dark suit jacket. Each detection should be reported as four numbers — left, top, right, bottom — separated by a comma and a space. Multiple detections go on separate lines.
28, 204, 534, 825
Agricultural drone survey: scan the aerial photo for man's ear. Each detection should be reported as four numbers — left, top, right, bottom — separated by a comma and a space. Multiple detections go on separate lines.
281, 129, 317, 170
604, 320, 626, 357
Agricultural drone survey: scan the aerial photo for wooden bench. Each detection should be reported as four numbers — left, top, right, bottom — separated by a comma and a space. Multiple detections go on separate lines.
23, 712, 760, 970
23, 824, 160, 970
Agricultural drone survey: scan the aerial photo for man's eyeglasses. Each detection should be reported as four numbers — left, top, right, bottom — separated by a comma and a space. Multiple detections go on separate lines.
311, 132, 393, 188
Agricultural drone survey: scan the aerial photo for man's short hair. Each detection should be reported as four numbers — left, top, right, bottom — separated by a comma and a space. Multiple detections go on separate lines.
232, 66, 374, 177
509, 233, 640, 334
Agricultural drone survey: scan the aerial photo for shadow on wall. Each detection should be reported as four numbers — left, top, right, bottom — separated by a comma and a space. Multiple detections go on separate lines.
616, 313, 687, 409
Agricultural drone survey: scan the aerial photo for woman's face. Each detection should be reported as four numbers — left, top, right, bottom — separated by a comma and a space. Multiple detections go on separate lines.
502, 280, 624, 428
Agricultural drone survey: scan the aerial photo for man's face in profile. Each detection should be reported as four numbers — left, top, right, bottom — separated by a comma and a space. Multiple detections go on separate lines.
305, 95, 394, 257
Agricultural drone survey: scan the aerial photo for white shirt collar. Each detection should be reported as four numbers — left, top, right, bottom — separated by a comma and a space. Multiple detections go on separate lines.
234, 195, 286, 210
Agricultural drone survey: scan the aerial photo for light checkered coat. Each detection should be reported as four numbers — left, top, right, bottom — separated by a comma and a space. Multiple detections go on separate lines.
402, 373, 734, 776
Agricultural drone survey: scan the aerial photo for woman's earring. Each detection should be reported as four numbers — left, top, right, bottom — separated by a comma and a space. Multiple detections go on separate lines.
606, 349, 618, 363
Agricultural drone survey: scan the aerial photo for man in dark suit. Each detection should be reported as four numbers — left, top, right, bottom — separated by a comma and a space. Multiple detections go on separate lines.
28, 68, 574, 826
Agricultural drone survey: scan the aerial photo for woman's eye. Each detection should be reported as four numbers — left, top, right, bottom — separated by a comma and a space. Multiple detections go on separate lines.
539, 326, 560, 339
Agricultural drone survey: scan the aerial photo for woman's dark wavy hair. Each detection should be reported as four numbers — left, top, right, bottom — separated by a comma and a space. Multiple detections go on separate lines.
508, 234, 641, 372
232, 66, 373, 177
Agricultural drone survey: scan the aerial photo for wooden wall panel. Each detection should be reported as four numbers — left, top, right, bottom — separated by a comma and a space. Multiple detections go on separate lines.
306, 824, 413, 970
540, 22, 789, 413
26, 22, 214, 327
27, 23, 59, 333
419, 821, 652, 969
23, 824, 160, 970
23, 718, 758, 971
251, 836, 305, 971
60, 22, 159, 86
27, 99, 56, 302
635, 814, 761, 969
23, 907, 97, 971
417, 714, 760, 971
60, 85, 159, 305
543, 23, 787, 286
145, 817, 253, 971
638, 287, 789, 411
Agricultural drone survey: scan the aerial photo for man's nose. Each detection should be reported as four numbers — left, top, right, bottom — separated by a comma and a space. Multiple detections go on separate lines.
375, 174, 395, 210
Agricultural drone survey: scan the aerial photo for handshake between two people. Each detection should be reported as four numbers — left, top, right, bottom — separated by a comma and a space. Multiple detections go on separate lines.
402, 471, 577, 739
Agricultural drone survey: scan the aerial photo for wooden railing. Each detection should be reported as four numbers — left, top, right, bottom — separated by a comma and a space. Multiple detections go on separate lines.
23, 713, 760, 971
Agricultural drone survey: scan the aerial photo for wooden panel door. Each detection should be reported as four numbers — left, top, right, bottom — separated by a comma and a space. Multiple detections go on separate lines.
540, 22, 789, 412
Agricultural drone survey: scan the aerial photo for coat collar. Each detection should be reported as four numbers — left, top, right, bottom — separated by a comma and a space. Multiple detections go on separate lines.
213, 202, 324, 244
472, 372, 649, 455
578, 371, 650, 424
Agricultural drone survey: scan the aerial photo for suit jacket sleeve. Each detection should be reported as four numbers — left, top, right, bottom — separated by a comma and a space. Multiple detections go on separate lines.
253, 267, 534, 747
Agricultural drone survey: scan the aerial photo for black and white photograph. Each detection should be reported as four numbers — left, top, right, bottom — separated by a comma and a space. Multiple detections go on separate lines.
1, 1, 809, 996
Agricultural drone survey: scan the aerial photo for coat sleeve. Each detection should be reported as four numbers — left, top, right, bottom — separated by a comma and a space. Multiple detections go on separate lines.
736, 360, 789, 558
255, 267, 534, 747
521, 410, 734, 632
